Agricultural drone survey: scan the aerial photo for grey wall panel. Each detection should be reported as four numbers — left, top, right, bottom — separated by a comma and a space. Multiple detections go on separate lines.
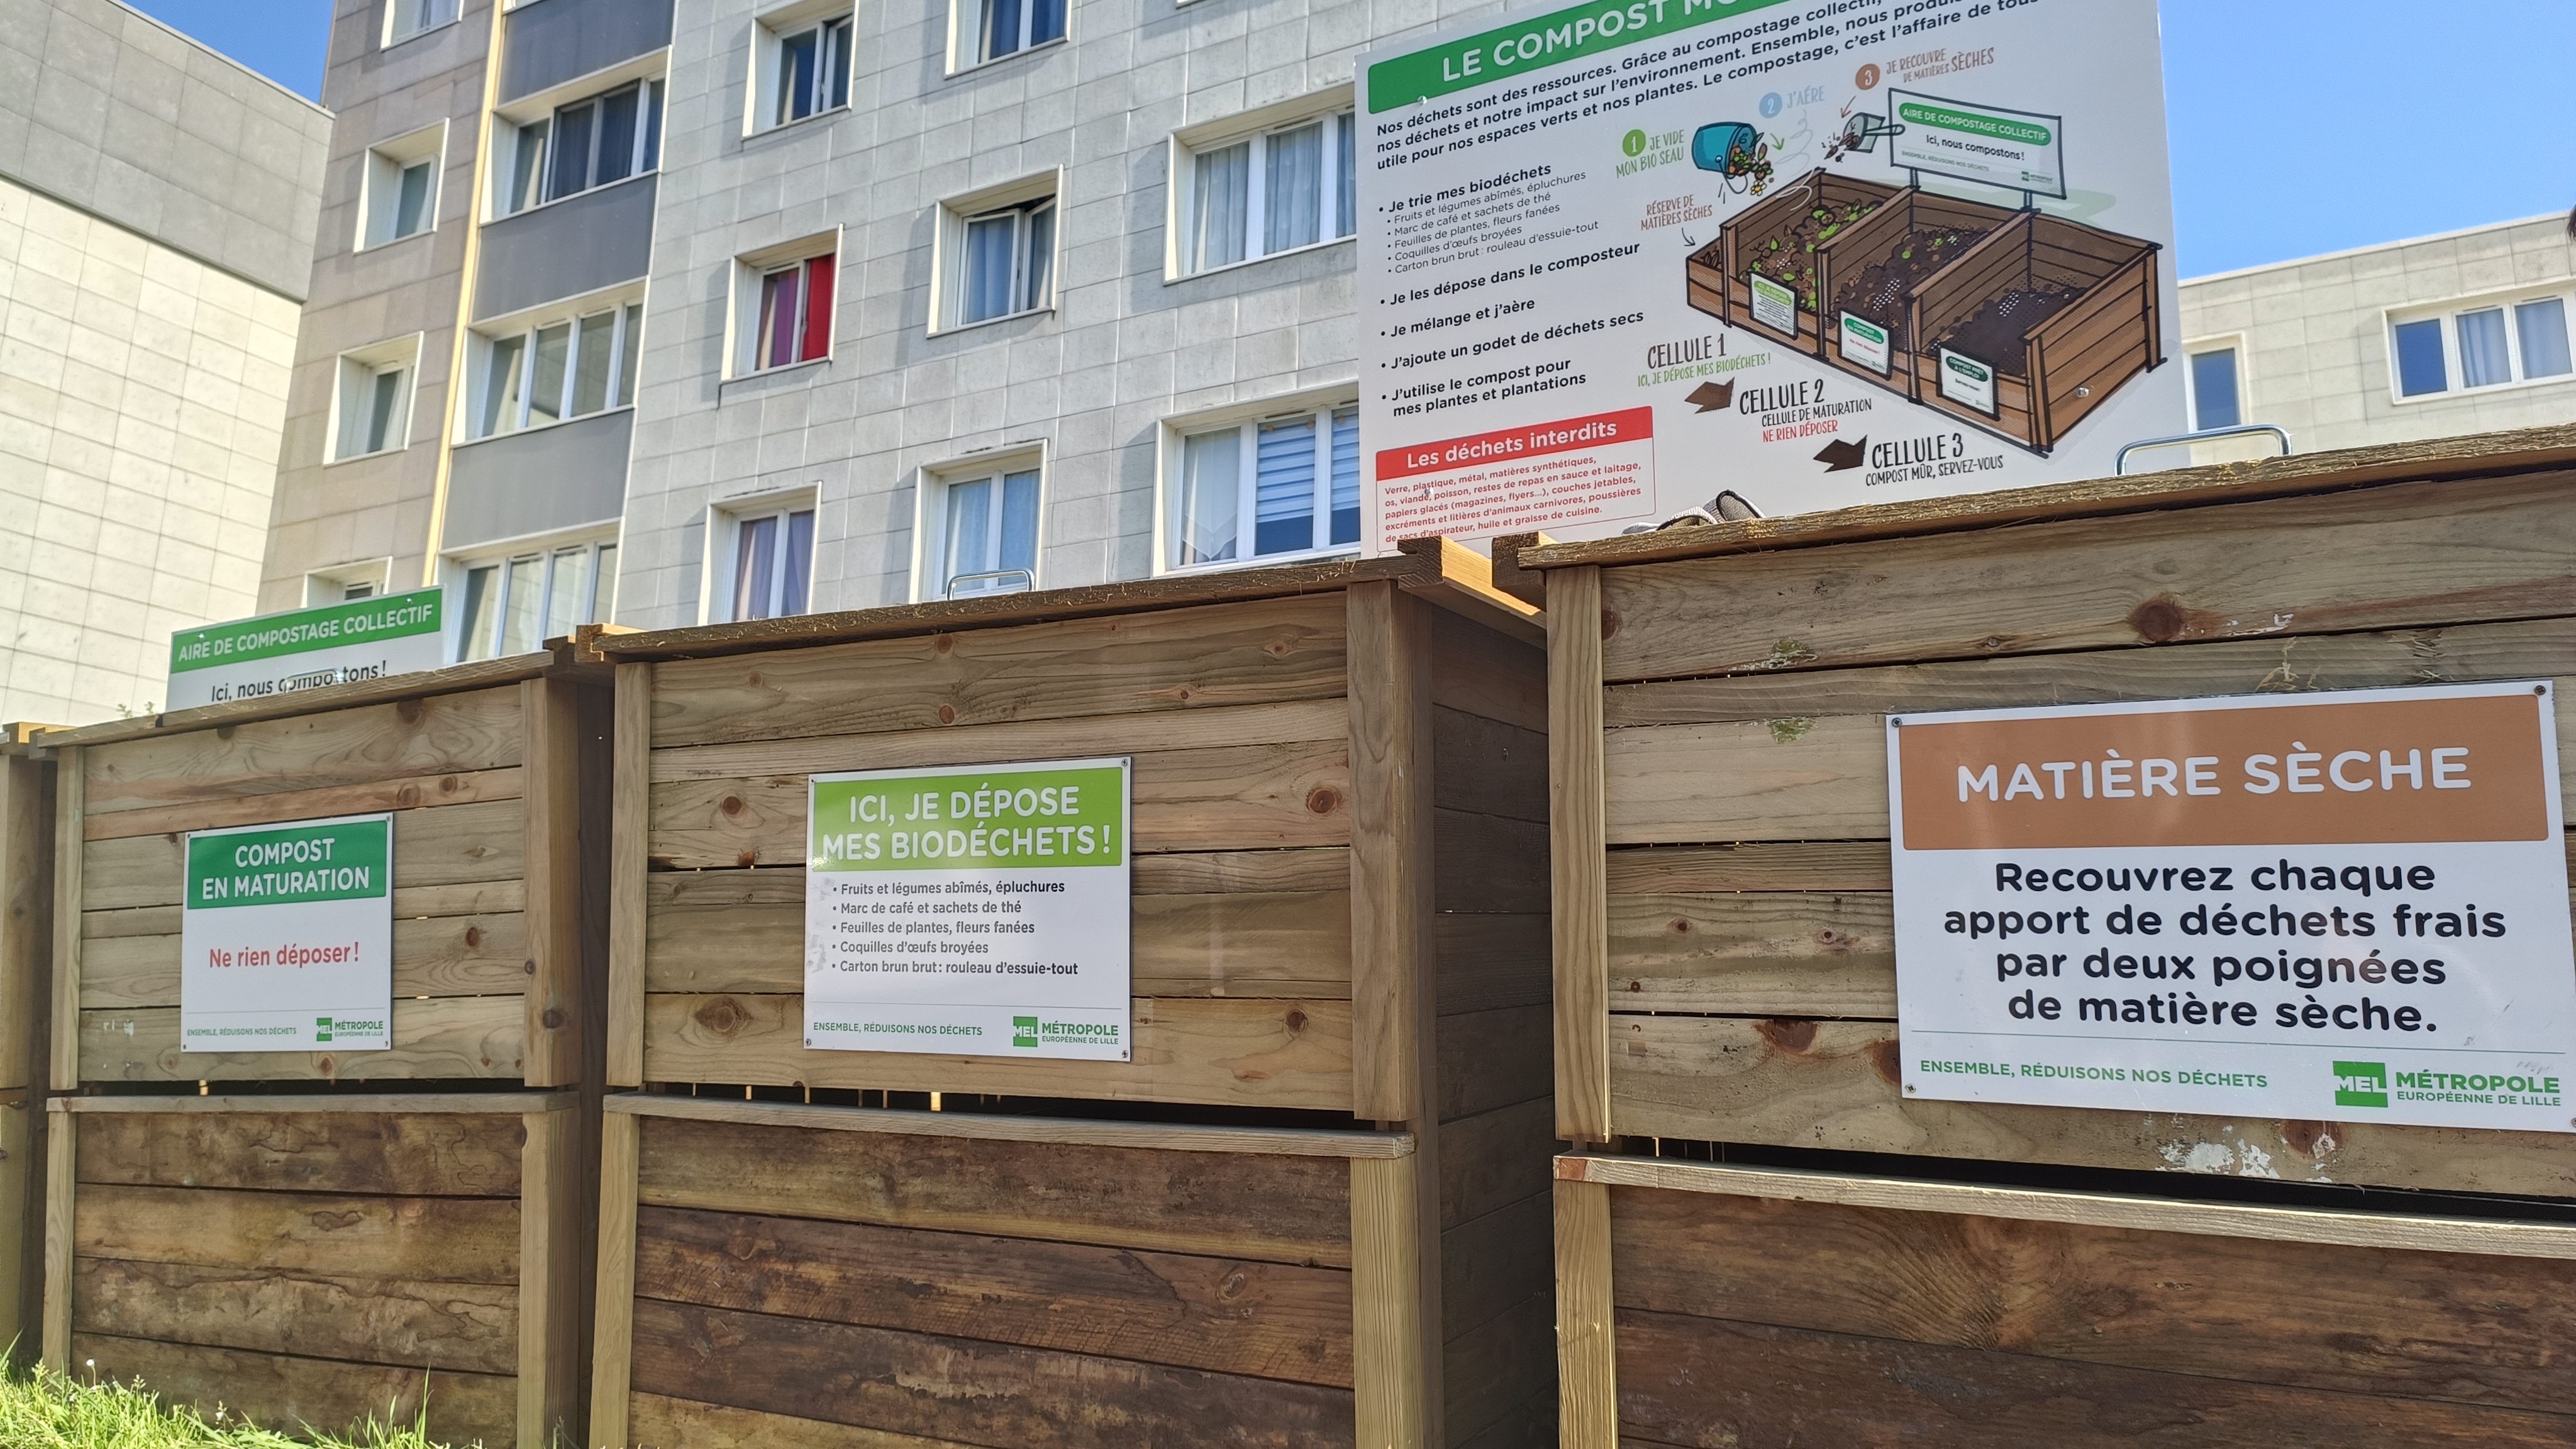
474, 174, 657, 319
499, 0, 674, 103
441, 409, 633, 550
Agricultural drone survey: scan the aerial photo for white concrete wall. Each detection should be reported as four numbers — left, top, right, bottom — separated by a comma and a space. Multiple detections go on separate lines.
0, 175, 300, 724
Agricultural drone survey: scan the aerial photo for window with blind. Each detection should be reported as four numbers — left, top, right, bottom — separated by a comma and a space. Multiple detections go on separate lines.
1180, 111, 1357, 275
1169, 403, 1360, 570
2390, 292, 2575, 400
494, 80, 665, 218
726, 507, 817, 621
472, 301, 645, 438
957, 197, 1053, 326
935, 467, 1040, 597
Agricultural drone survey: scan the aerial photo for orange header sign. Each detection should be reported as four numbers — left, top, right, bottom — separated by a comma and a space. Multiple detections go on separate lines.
1894, 686, 2555, 851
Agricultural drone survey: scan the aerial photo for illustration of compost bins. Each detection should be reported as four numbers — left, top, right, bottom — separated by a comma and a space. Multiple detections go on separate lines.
1685, 145, 2163, 455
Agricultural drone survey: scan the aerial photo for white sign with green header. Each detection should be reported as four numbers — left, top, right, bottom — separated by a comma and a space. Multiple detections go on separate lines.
180, 814, 394, 1052
805, 757, 1132, 1060
167, 588, 445, 710
1889, 89, 2067, 201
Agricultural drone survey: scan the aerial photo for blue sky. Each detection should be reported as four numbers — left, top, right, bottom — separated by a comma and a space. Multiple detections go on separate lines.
121, 0, 2575, 277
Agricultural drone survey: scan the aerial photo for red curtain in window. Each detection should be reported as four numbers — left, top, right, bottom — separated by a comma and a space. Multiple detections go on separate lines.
799, 253, 836, 364
763, 268, 801, 369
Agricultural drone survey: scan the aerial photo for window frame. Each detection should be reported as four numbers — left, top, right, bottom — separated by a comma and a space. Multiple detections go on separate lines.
708, 496, 820, 623
488, 67, 669, 221
911, 448, 1046, 601
383, 0, 460, 48
931, 174, 1060, 335
450, 535, 620, 662
1167, 87, 1358, 282
303, 558, 395, 609
948, 0, 1067, 74
728, 232, 842, 378
751, 1, 857, 133
1155, 390, 1362, 577
464, 295, 647, 441
357, 122, 448, 252
2384, 285, 2576, 405
2182, 335, 2245, 433
326, 335, 425, 465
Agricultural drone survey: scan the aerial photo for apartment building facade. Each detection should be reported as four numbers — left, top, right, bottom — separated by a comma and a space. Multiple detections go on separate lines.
1, 0, 330, 724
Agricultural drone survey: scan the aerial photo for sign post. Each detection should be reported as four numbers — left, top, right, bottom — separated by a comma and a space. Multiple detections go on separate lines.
179, 814, 395, 1052
167, 589, 445, 710
804, 758, 1133, 1060
1889, 682, 2576, 1132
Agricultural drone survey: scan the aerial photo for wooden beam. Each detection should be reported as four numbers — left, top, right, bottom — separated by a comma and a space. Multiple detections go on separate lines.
1393, 537, 1545, 646
519, 1102, 585, 1449
1346, 580, 1437, 1123
0, 751, 49, 1093
1548, 569, 1609, 1144
58, 1091, 564, 1115
589, 1109, 641, 1449
34, 655, 558, 750
48, 748, 79, 1093
609, 663, 650, 1087
604, 1091, 1413, 1158
522, 676, 584, 1087
39, 1102, 71, 1370
1351, 1153, 1430, 1449
1555, 1176, 1616, 1449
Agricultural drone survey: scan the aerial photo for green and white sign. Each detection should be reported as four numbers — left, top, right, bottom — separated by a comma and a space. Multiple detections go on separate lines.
168, 588, 445, 710
1841, 313, 1892, 375
1940, 349, 1999, 416
805, 757, 1131, 1060
180, 814, 394, 1052
1747, 271, 1798, 336
1890, 90, 2067, 201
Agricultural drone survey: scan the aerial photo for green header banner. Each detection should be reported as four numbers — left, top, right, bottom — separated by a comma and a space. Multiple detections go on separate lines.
811, 765, 1128, 872
170, 589, 443, 675
1366, 0, 1795, 112
187, 819, 391, 910
1898, 99, 2053, 146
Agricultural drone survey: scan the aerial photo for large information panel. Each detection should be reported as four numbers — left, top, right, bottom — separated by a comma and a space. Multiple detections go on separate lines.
167, 589, 446, 710
1890, 684, 2576, 1133
180, 814, 395, 1052
1357, 0, 2180, 548
805, 758, 1133, 1060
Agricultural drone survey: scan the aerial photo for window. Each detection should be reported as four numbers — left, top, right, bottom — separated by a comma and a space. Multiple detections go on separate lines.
2390, 293, 2576, 400
359, 126, 445, 248
386, 0, 457, 44
494, 80, 664, 216
1167, 402, 1359, 570
304, 560, 393, 608
724, 508, 816, 620
330, 336, 421, 462
457, 540, 618, 661
934, 467, 1040, 597
471, 301, 643, 438
936, 180, 1057, 331
975, 0, 1065, 63
1182, 112, 1357, 275
773, 15, 853, 126
756, 254, 837, 369
2188, 347, 2240, 431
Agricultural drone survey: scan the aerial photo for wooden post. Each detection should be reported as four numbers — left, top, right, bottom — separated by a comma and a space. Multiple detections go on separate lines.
588, 1109, 640, 1449
607, 663, 651, 1088
39, 1101, 70, 1372
47, 747, 79, 1094
0, 745, 52, 1348
523, 677, 586, 1087
519, 1099, 586, 1448
1548, 568, 1610, 1143
1555, 1173, 1617, 1448
1345, 581, 1443, 1446
1351, 1151, 1427, 1449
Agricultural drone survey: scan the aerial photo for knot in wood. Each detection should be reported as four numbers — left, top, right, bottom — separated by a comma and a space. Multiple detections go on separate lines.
522, 959, 537, 975
2280, 1119, 2335, 1158
694, 996, 753, 1036
464, 926, 482, 948
1263, 638, 1294, 658
1304, 787, 1341, 816
308, 1210, 363, 1231
936, 704, 957, 725
1867, 1038, 1902, 1085
1600, 609, 1621, 641
1284, 1008, 1309, 1033
541, 1007, 568, 1030
745, 670, 764, 687
1219, 1270, 1249, 1301
1627, 980, 1643, 992
934, 635, 956, 655
1755, 1019, 1817, 1055
214, 724, 236, 740
396, 699, 424, 723
395, 784, 421, 808
1667, 918, 1691, 935
719, 795, 744, 816
2128, 596, 2187, 643
735, 852, 758, 868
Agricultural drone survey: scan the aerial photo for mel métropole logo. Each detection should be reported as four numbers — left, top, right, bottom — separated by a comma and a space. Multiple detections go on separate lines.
315, 1015, 335, 1044
2334, 1060, 2389, 1109
1013, 1016, 1040, 1049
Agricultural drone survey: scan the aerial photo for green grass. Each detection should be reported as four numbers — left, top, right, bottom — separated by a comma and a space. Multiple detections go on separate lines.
0, 1363, 469, 1449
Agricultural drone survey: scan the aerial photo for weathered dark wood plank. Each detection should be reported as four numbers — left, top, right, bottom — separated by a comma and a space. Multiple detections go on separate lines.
70, 1331, 518, 1446
76, 1111, 523, 1196
76, 1184, 518, 1281
73, 1258, 518, 1375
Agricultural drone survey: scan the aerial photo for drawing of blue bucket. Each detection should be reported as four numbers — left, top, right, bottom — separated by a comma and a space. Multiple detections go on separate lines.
1692, 123, 1761, 177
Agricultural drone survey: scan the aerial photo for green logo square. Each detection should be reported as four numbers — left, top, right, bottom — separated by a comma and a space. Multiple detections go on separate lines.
1013, 1016, 1040, 1049
315, 1015, 335, 1044
2334, 1060, 2387, 1108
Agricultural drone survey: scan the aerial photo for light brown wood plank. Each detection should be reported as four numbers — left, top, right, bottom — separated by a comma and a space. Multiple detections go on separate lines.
1352, 1152, 1431, 1448
1603, 714, 1884, 845
1606, 841, 1892, 893
75, 1108, 523, 1196
589, 1111, 641, 1449
50, 746, 81, 1091
79, 994, 525, 1083
80, 686, 526, 814
648, 740, 1352, 867
612, 661, 653, 1088
75, 1184, 518, 1280
1550, 568, 1610, 1144
1135, 847, 1351, 894
79, 913, 531, 1009
70, 1331, 518, 1446
520, 677, 583, 1089
1349, 584, 1436, 1123
648, 697, 1348, 783
1608, 892, 1894, 1016
72, 1257, 519, 1375
518, 1102, 584, 1449
1596, 468, 2576, 682
81, 797, 526, 911
648, 593, 1349, 748
40, 1107, 71, 1368
613, 1093, 1407, 1158
1606, 1015, 2576, 1197
641, 993, 1352, 1109
1555, 1179, 1616, 1449
626, 1393, 989, 1449
82, 767, 524, 842
635, 1113, 1353, 1266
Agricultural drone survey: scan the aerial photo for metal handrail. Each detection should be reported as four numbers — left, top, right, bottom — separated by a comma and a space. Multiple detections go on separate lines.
2115, 423, 2294, 475
946, 567, 1034, 597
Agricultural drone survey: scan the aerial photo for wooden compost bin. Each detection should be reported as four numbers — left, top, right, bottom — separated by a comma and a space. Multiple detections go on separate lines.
0, 727, 57, 1355
1689, 168, 1904, 353
589, 542, 1557, 1449
36, 648, 613, 1446
1530, 425, 2576, 1446
1906, 210, 2163, 455
1814, 184, 2016, 390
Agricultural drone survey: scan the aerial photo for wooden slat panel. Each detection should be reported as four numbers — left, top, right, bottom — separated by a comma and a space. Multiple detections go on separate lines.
76, 1109, 523, 1196
1552, 568, 1611, 1145
648, 698, 1348, 783
648, 741, 1351, 867
648, 594, 1348, 748
1433, 709, 1548, 824
641, 993, 1351, 1109
72, 1332, 517, 1446
1428, 607, 1547, 733
1441, 1191, 1551, 1343
1604, 715, 1882, 845
644, 887, 1355, 1000
1443, 1291, 1554, 1449
1611, 1185, 2576, 1413
631, 1298, 1357, 1448
1136, 847, 1350, 894
1438, 1099, 1556, 1234
634, 1204, 1355, 1386
1597, 469, 2576, 682
636, 1114, 1353, 1265
1613, 1307, 2576, 1448
80, 880, 530, 939
73, 1257, 518, 1375
628, 1394, 987, 1449
1606, 1015, 2576, 1197
1435, 811, 1550, 914
79, 913, 530, 1009
1437, 1005, 1551, 1122
1436, 914, 1550, 1015
590, 1111, 641, 1449
1607, 842, 1891, 892
79, 994, 526, 1082
1607, 892, 1894, 1017
80, 797, 526, 910
84, 767, 525, 842
81, 686, 525, 815
76, 1184, 519, 1280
